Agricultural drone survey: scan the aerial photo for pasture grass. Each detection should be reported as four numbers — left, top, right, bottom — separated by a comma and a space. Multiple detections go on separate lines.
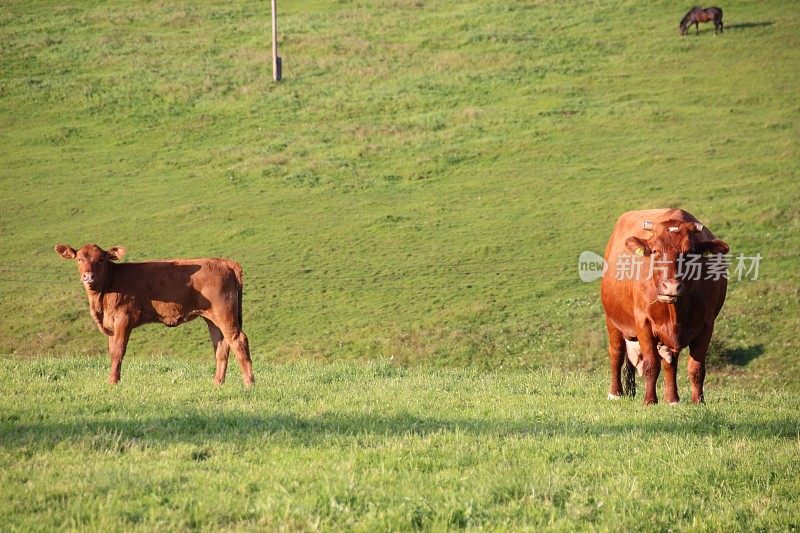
1, 1, 799, 527
1, 356, 799, 530
0, 0, 798, 389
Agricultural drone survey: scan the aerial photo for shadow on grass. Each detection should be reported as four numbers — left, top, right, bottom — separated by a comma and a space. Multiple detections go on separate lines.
723, 344, 764, 366
709, 343, 764, 369
689, 21, 773, 35
2, 408, 797, 449
725, 21, 774, 30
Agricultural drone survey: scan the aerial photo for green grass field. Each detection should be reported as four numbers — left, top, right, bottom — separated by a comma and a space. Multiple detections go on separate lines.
2, 358, 799, 530
1, 0, 799, 529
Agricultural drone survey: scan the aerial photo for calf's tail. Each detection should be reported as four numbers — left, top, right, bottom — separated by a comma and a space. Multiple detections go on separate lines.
237, 281, 243, 328
227, 260, 244, 328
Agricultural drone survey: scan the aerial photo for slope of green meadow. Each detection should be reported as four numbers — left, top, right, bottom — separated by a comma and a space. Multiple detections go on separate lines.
1, 0, 800, 529
1, 0, 798, 383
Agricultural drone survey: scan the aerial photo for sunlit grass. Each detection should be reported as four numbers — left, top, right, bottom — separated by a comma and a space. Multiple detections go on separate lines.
1, 357, 799, 530
0, 0, 799, 526
0, 1, 797, 386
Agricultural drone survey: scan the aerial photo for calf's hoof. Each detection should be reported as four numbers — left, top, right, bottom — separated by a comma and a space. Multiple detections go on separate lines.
607, 393, 621, 400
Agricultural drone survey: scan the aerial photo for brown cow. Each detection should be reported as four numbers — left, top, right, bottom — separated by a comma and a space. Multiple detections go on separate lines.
55, 243, 254, 386
600, 209, 729, 404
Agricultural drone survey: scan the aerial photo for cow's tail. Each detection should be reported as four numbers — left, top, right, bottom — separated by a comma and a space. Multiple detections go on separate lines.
622, 358, 636, 398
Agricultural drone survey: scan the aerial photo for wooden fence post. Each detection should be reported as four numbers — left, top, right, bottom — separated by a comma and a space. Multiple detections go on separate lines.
272, 0, 281, 81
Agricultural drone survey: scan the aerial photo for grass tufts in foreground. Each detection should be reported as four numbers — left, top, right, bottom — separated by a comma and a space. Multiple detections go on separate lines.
1, 356, 798, 530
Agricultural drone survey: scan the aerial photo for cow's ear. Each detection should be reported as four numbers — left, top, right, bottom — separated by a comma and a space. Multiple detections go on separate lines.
107, 246, 126, 261
625, 237, 651, 256
697, 239, 729, 255
55, 244, 76, 260
682, 221, 704, 234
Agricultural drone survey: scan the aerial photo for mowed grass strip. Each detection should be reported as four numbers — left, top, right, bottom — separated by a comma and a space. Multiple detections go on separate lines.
1, 357, 798, 530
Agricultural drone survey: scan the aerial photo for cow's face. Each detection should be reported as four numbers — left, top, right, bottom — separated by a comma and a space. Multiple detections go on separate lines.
55, 243, 126, 291
624, 221, 729, 304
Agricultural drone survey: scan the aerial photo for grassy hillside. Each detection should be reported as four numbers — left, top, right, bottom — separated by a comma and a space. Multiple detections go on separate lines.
2, 358, 799, 530
1, 0, 799, 390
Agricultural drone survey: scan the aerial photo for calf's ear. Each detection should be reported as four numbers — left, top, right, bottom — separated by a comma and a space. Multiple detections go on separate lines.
698, 239, 729, 255
107, 246, 127, 261
55, 244, 76, 260
625, 236, 651, 256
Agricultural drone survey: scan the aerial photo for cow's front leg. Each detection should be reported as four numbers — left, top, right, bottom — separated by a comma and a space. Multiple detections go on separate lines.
606, 319, 626, 399
661, 348, 680, 405
107, 320, 131, 384
636, 325, 660, 405
688, 323, 714, 403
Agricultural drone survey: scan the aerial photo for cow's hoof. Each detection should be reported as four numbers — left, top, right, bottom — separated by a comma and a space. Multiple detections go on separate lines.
668, 401, 679, 406
607, 393, 621, 400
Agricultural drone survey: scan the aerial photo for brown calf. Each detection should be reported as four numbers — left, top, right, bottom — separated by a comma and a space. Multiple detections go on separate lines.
600, 209, 728, 404
55, 243, 254, 386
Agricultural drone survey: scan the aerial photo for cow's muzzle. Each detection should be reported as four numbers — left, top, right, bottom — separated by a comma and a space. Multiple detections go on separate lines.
657, 279, 683, 303
81, 273, 96, 285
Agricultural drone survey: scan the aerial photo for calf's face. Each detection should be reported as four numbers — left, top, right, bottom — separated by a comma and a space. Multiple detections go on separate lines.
55, 243, 126, 291
624, 221, 729, 304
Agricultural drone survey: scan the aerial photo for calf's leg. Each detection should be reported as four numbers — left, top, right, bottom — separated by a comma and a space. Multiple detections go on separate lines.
205, 318, 230, 385
107, 322, 131, 384
220, 324, 255, 386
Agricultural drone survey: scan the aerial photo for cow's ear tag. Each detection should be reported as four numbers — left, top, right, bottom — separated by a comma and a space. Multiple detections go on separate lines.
635, 247, 645, 256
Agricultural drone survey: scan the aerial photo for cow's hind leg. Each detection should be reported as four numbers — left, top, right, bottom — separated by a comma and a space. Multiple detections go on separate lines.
606, 320, 626, 399
205, 318, 230, 385
219, 323, 255, 386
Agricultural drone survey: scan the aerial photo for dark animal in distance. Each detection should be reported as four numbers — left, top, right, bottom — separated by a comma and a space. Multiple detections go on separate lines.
600, 209, 729, 405
680, 6, 724, 35
55, 243, 255, 386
